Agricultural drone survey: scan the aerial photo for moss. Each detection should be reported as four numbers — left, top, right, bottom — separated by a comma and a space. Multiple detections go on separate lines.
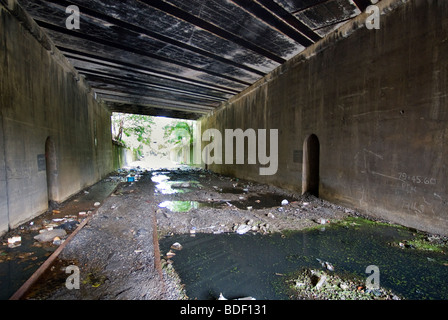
83, 271, 107, 288
406, 238, 445, 253
391, 231, 448, 253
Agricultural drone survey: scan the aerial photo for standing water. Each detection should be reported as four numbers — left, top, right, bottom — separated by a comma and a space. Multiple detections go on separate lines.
160, 217, 448, 300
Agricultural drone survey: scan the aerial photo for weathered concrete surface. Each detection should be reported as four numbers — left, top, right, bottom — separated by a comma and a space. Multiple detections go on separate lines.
0, 1, 114, 235
200, 0, 448, 235
112, 140, 137, 171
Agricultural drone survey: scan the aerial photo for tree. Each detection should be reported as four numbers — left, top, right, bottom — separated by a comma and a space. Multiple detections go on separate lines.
163, 120, 193, 146
163, 120, 195, 164
111, 113, 154, 157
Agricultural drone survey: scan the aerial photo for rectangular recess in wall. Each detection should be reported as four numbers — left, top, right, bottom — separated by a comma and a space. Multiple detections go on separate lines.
293, 150, 302, 163
37, 154, 46, 172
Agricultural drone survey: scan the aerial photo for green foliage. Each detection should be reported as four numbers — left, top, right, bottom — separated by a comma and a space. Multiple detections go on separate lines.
111, 113, 154, 147
163, 121, 193, 146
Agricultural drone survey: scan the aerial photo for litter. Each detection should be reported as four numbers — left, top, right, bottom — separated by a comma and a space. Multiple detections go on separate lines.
171, 242, 183, 251
236, 224, 251, 235
316, 218, 330, 225
34, 229, 67, 243
94, 202, 101, 207
8, 236, 21, 244
317, 258, 334, 271
218, 293, 256, 300
281, 199, 289, 206
315, 274, 327, 290
166, 250, 176, 258
52, 237, 62, 245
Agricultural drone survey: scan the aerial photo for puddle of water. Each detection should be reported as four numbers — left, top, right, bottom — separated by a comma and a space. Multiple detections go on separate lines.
158, 192, 295, 213
152, 174, 178, 195
217, 187, 247, 194
160, 218, 448, 300
159, 201, 225, 212
0, 234, 54, 300
151, 173, 200, 195
0, 178, 119, 300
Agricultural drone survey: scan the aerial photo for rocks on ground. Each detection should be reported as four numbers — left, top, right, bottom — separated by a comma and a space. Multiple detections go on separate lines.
286, 268, 401, 300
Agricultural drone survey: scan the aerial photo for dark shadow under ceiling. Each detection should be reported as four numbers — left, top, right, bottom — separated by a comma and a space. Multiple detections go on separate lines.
17, 0, 376, 119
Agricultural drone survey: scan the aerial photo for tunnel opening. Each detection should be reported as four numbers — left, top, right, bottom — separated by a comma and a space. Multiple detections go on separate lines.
302, 134, 320, 197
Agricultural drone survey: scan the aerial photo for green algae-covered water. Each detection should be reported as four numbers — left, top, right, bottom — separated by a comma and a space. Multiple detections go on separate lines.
160, 217, 448, 300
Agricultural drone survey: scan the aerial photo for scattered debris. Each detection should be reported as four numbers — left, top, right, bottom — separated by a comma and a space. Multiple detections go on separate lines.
8, 236, 21, 244
288, 268, 401, 300
171, 242, 183, 251
56, 220, 79, 231
316, 218, 330, 225
166, 250, 176, 258
236, 224, 251, 235
52, 237, 63, 245
315, 274, 327, 290
218, 293, 256, 300
317, 258, 335, 271
34, 229, 67, 243
281, 199, 289, 206
7, 236, 22, 248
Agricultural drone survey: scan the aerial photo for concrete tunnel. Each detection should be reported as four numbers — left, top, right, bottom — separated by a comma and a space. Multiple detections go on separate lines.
1, 0, 448, 261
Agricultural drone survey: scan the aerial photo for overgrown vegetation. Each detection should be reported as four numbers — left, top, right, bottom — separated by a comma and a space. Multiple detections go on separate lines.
111, 112, 154, 157
163, 120, 194, 164
163, 120, 193, 146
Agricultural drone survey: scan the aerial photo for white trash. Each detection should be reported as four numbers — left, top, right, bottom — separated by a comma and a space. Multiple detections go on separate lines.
8, 236, 21, 244
171, 242, 183, 250
236, 224, 251, 235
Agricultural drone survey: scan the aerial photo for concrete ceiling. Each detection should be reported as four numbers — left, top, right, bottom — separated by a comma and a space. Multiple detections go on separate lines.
18, 0, 376, 119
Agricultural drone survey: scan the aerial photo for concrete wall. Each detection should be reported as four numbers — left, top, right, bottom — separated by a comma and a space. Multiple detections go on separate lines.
0, 1, 113, 235
112, 140, 136, 170
200, 0, 448, 235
